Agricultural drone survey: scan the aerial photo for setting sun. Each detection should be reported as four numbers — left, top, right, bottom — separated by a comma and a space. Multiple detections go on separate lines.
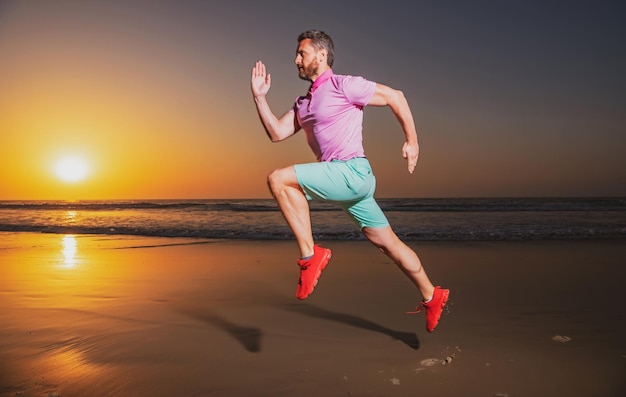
53, 156, 91, 183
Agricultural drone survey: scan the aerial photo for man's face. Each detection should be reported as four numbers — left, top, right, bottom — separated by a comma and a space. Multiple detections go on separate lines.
295, 39, 322, 81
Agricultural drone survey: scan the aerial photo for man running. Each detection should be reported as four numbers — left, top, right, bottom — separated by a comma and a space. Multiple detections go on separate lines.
250, 30, 449, 332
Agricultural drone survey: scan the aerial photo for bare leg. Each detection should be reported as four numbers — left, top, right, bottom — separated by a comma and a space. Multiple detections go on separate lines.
267, 166, 315, 258
362, 226, 435, 300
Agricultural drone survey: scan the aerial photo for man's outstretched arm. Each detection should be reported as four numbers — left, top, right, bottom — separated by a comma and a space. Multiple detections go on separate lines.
251, 61, 298, 142
367, 83, 419, 174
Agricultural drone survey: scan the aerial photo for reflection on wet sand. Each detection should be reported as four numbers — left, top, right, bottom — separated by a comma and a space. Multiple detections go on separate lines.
61, 234, 78, 268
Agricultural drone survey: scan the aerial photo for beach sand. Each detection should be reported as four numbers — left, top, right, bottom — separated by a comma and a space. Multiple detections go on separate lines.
0, 232, 624, 396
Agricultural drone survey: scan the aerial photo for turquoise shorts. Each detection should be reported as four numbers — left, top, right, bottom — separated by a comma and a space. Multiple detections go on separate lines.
294, 157, 390, 229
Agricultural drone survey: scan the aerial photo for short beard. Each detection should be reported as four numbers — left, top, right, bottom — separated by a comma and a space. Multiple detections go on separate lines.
298, 60, 319, 81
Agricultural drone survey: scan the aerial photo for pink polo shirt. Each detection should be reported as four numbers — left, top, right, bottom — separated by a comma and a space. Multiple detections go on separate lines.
293, 69, 376, 162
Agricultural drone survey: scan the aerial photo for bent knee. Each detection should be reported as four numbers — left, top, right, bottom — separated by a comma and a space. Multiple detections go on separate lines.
267, 167, 298, 192
267, 169, 279, 186
267, 170, 281, 195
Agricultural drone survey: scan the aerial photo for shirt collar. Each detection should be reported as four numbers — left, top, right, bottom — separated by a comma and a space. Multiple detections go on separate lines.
310, 68, 333, 93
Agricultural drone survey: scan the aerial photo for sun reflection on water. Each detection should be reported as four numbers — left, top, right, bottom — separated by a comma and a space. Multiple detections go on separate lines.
61, 234, 78, 268
65, 210, 78, 224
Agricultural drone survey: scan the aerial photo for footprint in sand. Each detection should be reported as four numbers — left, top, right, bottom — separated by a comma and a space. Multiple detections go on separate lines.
420, 354, 456, 367
420, 358, 442, 367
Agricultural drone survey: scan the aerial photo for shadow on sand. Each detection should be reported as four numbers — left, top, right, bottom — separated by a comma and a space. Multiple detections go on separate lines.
175, 287, 419, 352
182, 310, 262, 353
281, 302, 420, 350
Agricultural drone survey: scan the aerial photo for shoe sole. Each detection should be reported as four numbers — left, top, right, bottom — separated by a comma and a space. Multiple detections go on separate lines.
427, 289, 449, 332
297, 249, 332, 300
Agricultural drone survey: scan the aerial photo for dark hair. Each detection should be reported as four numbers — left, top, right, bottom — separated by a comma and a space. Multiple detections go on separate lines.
298, 30, 334, 67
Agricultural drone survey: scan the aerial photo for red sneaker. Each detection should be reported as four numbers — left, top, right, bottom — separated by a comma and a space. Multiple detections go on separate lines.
406, 286, 450, 332
296, 245, 332, 300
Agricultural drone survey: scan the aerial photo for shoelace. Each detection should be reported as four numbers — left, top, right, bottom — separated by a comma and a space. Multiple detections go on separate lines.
405, 304, 425, 315
297, 263, 310, 286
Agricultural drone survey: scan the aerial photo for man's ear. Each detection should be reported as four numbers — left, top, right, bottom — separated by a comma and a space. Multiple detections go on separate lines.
318, 49, 327, 64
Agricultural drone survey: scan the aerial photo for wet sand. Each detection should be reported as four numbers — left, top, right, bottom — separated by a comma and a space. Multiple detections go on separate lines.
0, 232, 625, 396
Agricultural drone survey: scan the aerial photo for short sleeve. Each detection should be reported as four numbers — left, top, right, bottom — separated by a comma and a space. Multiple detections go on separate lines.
340, 75, 376, 106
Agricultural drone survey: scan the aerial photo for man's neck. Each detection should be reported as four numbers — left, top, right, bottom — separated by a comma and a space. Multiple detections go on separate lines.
309, 68, 333, 93
310, 65, 331, 82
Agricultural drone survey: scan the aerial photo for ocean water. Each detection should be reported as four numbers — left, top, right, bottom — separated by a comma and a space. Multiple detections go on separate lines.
0, 197, 625, 241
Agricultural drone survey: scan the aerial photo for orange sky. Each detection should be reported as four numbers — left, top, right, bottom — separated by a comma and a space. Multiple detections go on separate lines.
1, 1, 624, 200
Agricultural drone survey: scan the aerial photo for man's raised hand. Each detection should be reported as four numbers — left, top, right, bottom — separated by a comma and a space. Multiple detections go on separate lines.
251, 61, 271, 98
